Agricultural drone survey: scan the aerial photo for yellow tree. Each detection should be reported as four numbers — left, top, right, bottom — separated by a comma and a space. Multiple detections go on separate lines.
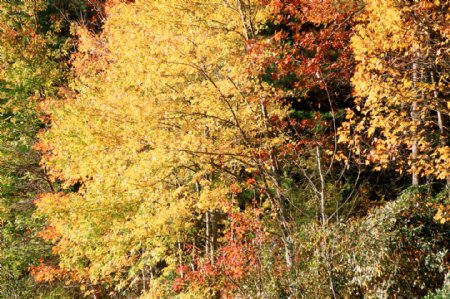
36, 0, 295, 294
340, 0, 450, 188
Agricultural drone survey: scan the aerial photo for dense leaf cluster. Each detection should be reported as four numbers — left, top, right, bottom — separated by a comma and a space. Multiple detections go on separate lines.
0, 0, 448, 298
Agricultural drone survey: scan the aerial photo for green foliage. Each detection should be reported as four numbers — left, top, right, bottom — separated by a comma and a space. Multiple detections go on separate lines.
276, 188, 449, 298
338, 189, 448, 297
0, 1, 92, 297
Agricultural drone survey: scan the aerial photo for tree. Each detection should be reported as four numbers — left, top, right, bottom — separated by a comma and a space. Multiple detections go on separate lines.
37, 0, 292, 295
340, 0, 450, 188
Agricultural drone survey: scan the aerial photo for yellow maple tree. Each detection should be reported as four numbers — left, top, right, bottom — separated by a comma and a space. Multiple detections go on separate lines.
340, 0, 450, 185
36, 0, 293, 292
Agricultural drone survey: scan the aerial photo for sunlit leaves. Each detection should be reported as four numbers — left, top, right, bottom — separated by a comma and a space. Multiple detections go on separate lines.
38, 0, 289, 292
339, 0, 450, 180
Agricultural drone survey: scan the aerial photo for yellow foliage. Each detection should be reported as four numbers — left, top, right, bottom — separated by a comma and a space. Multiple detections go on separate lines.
339, 0, 450, 180
38, 0, 287, 289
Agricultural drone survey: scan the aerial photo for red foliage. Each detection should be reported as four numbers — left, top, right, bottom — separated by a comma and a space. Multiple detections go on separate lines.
246, 178, 256, 188
248, 0, 358, 92
36, 225, 60, 242
173, 206, 272, 296
30, 260, 68, 283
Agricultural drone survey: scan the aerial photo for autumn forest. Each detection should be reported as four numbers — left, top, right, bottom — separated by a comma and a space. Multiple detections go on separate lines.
0, 0, 449, 298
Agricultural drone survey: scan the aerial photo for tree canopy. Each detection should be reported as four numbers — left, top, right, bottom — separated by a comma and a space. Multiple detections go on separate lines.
0, 0, 449, 298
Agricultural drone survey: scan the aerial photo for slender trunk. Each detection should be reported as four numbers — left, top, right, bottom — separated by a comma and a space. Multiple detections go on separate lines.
178, 238, 184, 278
431, 71, 450, 196
270, 152, 293, 269
195, 181, 214, 264
421, 68, 432, 193
279, 198, 293, 269
142, 266, 146, 291
205, 210, 211, 263
316, 147, 326, 225
205, 209, 217, 265
236, 0, 253, 40
211, 210, 218, 264
411, 62, 419, 186
260, 100, 293, 268
316, 147, 336, 299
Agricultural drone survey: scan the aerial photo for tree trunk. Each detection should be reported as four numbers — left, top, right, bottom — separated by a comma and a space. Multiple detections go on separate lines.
205, 209, 218, 265
205, 210, 211, 263
431, 71, 450, 196
259, 99, 293, 269
411, 62, 419, 186
211, 210, 218, 264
